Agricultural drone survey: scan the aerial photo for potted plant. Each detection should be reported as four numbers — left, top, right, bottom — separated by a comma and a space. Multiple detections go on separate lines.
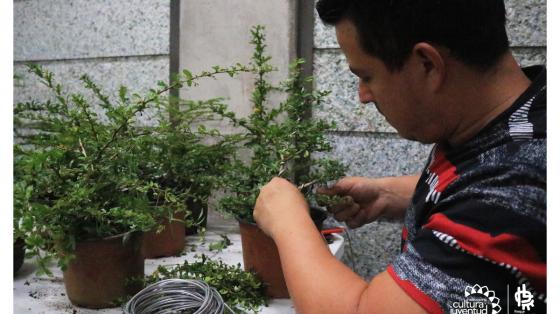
13, 62, 248, 308
212, 26, 347, 298
13, 75, 29, 275
135, 100, 240, 257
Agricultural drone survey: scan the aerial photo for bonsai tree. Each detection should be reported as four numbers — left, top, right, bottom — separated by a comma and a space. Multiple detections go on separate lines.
132, 99, 242, 231
13, 62, 249, 274
210, 26, 347, 222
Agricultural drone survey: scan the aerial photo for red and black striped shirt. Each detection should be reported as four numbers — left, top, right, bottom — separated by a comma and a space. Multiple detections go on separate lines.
388, 66, 546, 314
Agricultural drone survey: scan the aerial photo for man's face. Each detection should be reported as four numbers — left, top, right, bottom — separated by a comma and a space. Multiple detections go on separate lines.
335, 19, 440, 143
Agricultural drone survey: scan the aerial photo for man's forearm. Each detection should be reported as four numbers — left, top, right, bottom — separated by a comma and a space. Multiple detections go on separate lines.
374, 174, 420, 220
273, 211, 368, 314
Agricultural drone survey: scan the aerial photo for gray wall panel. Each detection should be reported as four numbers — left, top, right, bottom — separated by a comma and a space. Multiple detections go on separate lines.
14, 0, 169, 61
14, 56, 169, 125
506, 0, 547, 47
319, 133, 432, 178
512, 47, 547, 67
313, 49, 395, 133
14, 0, 171, 127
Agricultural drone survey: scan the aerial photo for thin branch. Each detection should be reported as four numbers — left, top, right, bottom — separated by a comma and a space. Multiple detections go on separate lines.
78, 138, 88, 158
298, 179, 318, 191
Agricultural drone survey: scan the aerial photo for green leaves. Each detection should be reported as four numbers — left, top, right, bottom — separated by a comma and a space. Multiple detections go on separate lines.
145, 255, 267, 313
214, 25, 347, 222
14, 50, 252, 274
182, 69, 193, 81
13, 25, 346, 275
208, 234, 233, 252
14, 46, 251, 272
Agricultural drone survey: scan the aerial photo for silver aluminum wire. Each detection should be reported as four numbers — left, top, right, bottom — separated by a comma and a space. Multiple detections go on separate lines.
123, 279, 236, 314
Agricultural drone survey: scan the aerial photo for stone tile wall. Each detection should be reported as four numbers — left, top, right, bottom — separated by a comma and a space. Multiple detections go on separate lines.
13, 0, 170, 126
312, 0, 547, 279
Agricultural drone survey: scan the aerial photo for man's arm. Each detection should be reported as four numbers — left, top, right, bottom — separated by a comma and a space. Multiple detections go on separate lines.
274, 212, 426, 314
254, 177, 427, 314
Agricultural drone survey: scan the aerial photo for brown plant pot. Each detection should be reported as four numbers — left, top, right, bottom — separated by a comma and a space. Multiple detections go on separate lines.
63, 232, 144, 309
239, 220, 289, 298
143, 212, 186, 258
238, 207, 327, 299
185, 199, 208, 235
14, 237, 25, 274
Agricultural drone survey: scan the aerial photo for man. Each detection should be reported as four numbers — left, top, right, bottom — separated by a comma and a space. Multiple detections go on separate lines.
253, 0, 546, 313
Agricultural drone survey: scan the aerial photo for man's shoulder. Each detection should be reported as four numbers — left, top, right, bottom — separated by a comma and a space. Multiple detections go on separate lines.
448, 64, 546, 165
478, 137, 546, 171
439, 138, 546, 223
505, 65, 546, 140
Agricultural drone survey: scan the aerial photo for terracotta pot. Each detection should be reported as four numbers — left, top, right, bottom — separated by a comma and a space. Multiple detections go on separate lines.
239, 220, 289, 298
239, 207, 327, 299
14, 237, 25, 274
143, 212, 186, 258
185, 199, 208, 235
63, 232, 144, 309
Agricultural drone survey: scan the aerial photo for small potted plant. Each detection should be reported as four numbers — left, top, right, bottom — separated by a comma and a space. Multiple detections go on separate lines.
13, 62, 248, 308
212, 26, 347, 298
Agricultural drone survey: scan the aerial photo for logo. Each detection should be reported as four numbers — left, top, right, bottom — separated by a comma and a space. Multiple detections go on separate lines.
450, 284, 501, 314
514, 284, 534, 312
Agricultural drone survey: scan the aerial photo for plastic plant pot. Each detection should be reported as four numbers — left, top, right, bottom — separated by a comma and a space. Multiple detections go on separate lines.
142, 211, 186, 258
238, 207, 327, 298
62, 232, 144, 309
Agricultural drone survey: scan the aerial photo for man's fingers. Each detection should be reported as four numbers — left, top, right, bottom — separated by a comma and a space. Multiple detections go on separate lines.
347, 210, 367, 229
333, 203, 360, 222
316, 185, 340, 196
326, 195, 354, 214
316, 177, 353, 196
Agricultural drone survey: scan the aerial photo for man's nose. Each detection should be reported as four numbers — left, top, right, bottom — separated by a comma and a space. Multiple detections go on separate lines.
358, 80, 375, 104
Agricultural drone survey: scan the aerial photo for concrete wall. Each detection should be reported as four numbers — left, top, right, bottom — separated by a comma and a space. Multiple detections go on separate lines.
177, 0, 297, 134
13, 0, 170, 125
313, 0, 547, 279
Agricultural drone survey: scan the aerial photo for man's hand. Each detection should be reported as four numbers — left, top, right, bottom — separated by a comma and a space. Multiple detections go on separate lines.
254, 177, 309, 238
318, 175, 419, 228
254, 176, 428, 314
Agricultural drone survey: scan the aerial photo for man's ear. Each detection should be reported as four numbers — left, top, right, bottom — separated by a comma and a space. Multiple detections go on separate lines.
411, 42, 446, 92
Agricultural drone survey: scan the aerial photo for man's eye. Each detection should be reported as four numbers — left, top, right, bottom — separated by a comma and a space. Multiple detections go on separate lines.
361, 77, 371, 83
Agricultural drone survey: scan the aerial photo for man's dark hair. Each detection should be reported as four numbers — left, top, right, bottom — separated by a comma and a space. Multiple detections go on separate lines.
316, 0, 510, 72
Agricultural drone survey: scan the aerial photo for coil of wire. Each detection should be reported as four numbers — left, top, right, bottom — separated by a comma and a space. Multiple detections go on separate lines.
123, 279, 235, 314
